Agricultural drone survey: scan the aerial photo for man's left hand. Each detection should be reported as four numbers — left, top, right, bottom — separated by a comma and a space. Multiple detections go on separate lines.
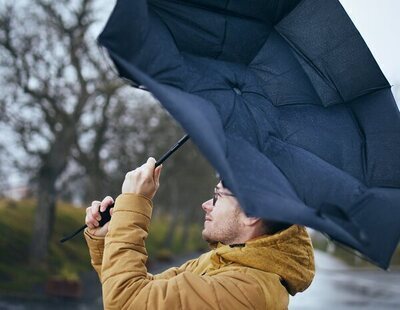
121, 157, 162, 199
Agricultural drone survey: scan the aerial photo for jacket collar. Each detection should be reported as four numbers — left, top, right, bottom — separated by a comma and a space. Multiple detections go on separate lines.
210, 225, 315, 295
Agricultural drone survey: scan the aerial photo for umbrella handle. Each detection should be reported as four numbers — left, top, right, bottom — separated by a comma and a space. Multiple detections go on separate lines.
59, 204, 113, 243
60, 134, 190, 243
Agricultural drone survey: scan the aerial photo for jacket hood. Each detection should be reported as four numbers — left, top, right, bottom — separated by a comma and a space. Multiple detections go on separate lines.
211, 225, 315, 295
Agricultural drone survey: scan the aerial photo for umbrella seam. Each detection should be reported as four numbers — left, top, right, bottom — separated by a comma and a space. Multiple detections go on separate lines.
343, 104, 368, 184
215, 0, 229, 60
273, 29, 342, 105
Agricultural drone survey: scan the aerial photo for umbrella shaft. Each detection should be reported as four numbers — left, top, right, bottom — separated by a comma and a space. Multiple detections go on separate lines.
60, 134, 190, 243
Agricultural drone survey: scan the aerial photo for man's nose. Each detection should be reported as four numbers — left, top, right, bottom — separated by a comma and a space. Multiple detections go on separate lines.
202, 199, 213, 212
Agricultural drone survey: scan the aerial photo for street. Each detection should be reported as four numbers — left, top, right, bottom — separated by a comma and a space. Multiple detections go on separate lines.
290, 250, 400, 309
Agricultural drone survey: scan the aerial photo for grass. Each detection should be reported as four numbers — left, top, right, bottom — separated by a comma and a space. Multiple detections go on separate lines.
0, 199, 91, 295
0, 198, 205, 295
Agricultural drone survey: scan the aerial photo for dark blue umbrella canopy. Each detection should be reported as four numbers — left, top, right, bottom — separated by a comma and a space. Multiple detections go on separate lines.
98, 0, 400, 269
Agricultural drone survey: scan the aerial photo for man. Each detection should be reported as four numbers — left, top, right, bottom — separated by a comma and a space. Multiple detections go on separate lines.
85, 158, 315, 309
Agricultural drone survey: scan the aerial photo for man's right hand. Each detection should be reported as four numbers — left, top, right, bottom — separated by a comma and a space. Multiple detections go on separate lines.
85, 196, 114, 237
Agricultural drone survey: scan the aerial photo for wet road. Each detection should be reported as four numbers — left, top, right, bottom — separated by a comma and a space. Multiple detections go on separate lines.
1, 250, 399, 309
290, 250, 400, 309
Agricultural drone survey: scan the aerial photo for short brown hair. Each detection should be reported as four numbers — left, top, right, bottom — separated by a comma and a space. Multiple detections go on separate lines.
262, 219, 291, 235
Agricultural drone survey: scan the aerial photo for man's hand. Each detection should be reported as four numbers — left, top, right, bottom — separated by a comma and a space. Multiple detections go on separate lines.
122, 157, 162, 199
85, 196, 114, 237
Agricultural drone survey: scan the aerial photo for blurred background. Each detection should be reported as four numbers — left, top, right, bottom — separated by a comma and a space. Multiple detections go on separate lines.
0, 0, 398, 309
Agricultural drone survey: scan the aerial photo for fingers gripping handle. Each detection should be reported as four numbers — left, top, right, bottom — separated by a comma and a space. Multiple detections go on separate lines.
59, 204, 114, 243
98, 204, 113, 227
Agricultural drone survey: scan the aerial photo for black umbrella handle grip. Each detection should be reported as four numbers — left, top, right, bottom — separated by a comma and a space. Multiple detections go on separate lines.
60, 204, 114, 243
98, 203, 113, 227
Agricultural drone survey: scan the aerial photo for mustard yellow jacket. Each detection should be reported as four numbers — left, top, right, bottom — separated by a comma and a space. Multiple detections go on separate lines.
85, 194, 315, 309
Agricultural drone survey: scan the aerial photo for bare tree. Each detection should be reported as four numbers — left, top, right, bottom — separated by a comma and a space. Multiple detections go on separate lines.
0, 0, 218, 266
0, 0, 123, 265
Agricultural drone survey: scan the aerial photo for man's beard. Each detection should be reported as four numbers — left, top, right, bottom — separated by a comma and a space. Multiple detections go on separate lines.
202, 229, 220, 246
202, 223, 239, 245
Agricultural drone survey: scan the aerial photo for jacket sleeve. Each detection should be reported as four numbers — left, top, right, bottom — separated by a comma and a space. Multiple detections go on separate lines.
84, 229, 105, 279
101, 194, 266, 310
84, 216, 201, 281
149, 257, 200, 280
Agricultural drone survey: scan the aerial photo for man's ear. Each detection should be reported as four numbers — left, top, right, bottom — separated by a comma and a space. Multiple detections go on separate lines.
243, 216, 262, 227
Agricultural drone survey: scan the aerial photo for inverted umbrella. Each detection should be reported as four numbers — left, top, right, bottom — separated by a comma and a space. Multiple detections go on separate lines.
98, 0, 400, 269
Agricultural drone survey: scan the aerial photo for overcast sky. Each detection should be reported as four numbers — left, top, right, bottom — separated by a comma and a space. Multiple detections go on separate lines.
340, 0, 400, 110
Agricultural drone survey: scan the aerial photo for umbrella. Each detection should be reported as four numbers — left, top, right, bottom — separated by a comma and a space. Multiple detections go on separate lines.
97, 0, 400, 269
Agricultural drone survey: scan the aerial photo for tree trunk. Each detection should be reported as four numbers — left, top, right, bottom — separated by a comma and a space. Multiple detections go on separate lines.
29, 170, 57, 266
29, 129, 73, 266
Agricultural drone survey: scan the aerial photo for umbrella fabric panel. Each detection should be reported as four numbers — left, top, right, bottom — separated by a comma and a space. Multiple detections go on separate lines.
249, 30, 322, 107
99, 2, 186, 89
150, 0, 273, 64
273, 104, 365, 182
348, 89, 400, 187
350, 187, 400, 268
174, 0, 302, 24
275, 0, 389, 105
98, 0, 400, 268
150, 0, 304, 63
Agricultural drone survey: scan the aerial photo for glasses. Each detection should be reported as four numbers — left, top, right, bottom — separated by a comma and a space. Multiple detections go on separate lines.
213, 188, 235, 206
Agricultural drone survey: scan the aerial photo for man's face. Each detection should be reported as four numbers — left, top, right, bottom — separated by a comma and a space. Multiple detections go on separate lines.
201, 182, 246, 245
